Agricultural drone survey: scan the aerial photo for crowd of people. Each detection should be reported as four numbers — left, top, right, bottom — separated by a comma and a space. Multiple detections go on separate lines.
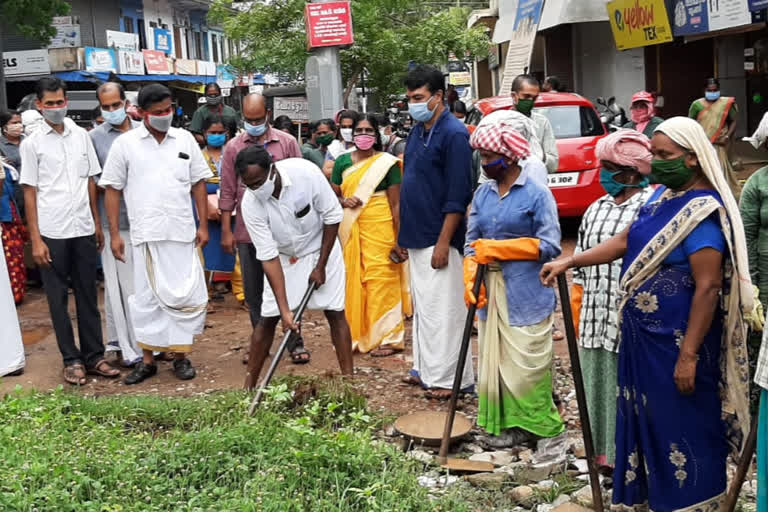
2, 65, 768, 510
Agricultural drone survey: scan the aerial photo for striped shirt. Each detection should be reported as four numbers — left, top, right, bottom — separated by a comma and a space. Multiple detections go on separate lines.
573, 188, 654, 352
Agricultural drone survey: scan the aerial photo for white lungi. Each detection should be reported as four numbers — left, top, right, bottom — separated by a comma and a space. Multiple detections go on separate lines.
130, 241, 208, 352
102, 229, 141, 363
261, 240, 346, 317
0, 244, 24, 376
408, 246, 474, 389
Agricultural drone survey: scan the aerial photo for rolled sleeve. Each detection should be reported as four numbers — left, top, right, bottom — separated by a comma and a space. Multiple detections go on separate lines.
219, 142, 238, 212
441, 131, 473, 214
84, 135, 102, 177
533, 189, 562, 261
99, 139, 127, 190
18, 138, 39, 187
312, 167, 343, 224
241, 194, 279, 261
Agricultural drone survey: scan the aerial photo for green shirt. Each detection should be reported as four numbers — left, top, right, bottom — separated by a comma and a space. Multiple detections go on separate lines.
740, 166, 768, 305
330, 152, 401, 192
301, 142, 325, 168
189, 104, 239, 134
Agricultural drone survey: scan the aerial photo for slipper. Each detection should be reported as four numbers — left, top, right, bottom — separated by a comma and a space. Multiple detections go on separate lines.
87, 359, 121, 378
401, 374, 422, 386
553, 330, 565, 341
63, 363, 87, 386
424, 384, 475, 400
290, 346, 311, 365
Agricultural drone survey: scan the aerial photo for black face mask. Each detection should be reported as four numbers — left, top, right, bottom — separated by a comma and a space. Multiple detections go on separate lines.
206, 95, 223, 106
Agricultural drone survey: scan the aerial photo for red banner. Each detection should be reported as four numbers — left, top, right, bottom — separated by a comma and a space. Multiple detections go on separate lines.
305, 1, 354, 49
142, 49, 169, 74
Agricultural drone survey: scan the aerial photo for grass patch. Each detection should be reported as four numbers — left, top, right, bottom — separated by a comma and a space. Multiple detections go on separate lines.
0, 379, 470, 512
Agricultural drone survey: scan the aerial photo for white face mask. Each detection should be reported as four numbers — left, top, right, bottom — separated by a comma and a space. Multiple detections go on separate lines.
340, 128, 353, 142
4, 123, 23, 137
250, 166, 276, 202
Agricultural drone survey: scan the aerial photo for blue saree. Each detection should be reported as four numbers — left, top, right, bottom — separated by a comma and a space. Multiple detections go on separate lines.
612, 187, 748, 512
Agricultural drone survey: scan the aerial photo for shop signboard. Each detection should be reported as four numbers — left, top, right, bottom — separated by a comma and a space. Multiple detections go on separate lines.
2, 49, 51, 76
669, 0, 751, 35
749, 0, 768, 11
153, 28, 172, 54
84, 47, 117, 73
107, 30, 139, 52
143, 49, 169, 74
175, 58, 197, 75
216, 64, 236, 88
273, 96, 310, 122
448, 71, 472, 86
49, 24, 81, 48
499, 0, 545, 94
117, 50, 143, 74
607, 0, 673, 50
305, 1, 354, 48
197, 61, 216, 76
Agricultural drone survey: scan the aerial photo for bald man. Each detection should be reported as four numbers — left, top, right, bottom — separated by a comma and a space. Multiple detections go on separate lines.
218, 94, 304, 360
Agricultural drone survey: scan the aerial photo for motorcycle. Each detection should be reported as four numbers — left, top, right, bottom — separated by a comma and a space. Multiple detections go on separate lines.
596, 96, 627, 133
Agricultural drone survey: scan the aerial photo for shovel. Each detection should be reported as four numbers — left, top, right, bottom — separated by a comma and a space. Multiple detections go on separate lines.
557, 273, 604, 512
724, 413, 758, 511
248, 282, 317, 415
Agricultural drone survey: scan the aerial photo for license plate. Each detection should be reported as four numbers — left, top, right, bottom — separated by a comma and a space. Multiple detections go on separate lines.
548, 172, 579, 188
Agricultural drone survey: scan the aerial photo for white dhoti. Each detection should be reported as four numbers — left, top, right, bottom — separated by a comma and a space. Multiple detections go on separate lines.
261, 240, 346, 317
408, 246, 474, 390
130, 241, 208, 353
102, 229, 141, 363
0, 244, 24, 376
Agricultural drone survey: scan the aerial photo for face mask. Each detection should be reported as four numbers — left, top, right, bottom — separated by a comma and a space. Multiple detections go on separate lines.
340, 128, 353, 142
244, 121, 267, 137
516, 98, 535, 117
408, 96, 437, 123
147, 112, 173, 133
599, 168, 649, 197
630, 106, 651, 125
380, 133, 391, 146
354, 134, 376, 151
650, 155, 696, 190
102, 106, 127, 126
250, 166, 276, 201
482, 157, 509, 181
41, 106, 67, 125
206, 95, 223, 106
316, 133, 334, 146
4, 123, 23, 137
206, 133, 226, 147
705, 91, 720, 102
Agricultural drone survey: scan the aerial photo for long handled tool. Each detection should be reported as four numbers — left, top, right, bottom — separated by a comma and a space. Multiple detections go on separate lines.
248, 282, 317, 415
557, 273, 604, 512
438, 264, 488, 464
724, 413, 759, 511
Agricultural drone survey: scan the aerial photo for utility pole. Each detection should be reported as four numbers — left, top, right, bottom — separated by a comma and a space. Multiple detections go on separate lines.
305, 0, 345, 121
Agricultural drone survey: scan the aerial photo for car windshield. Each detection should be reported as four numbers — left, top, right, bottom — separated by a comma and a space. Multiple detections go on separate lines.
533, 105, 605, 139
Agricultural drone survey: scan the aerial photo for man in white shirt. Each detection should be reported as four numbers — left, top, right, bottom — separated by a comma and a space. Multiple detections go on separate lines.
20, 76, 120, 385
510, 74, 559, 174
236, 147, 353, 389
100, 84, 212, 385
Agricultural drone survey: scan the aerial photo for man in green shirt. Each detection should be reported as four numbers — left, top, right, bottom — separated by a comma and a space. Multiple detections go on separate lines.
189, 83, 239, 145
301, 118, 336, 175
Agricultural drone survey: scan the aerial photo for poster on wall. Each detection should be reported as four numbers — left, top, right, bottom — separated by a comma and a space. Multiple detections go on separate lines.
153, 28, 172, 54
49, 24, 81, 48
2, 49, 51, 76
607, 0, 673, 50
273, 96, 309, 122
708, 0, 751, 31
669, 0, 752, 35
84, 47, 117, 72
175, 59, 197, 75
107, 30, 139, 52
117, 50, 143, 74
216, 64, 236, 88
304, 1, 354, 48
143, 49, 169, 74
499, 0, 545, 94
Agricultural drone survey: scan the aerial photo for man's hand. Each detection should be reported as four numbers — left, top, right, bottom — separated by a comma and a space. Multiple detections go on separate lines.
221, 229, 236, 254
195, 226, 209, 249
431, 242, 450, 269
95, 226, 105, 252
674, 354, 697, 395
111, 233, 126, 263
31, 238, 52, 268
309, 264, 326, 287
280, 310, 299, 333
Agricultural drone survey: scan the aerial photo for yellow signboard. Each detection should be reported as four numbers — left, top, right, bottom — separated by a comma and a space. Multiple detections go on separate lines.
606, 0, 673, 51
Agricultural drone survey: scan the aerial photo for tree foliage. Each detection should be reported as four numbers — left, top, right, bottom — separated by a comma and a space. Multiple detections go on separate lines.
1, 0, 71, 42
209, 0, 490, 101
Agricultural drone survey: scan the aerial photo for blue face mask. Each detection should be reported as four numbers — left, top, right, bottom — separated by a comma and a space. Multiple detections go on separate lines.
102, 106, 127, 126
599, 168, 649, 197
408, 96, 437, 123
244, 121, 267, 137
206, 133, 226, 148
705, 90, 721, 102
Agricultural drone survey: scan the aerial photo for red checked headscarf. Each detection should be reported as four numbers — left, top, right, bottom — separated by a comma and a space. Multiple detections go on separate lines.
470, 120, 531, 161
595, 128, 652, 175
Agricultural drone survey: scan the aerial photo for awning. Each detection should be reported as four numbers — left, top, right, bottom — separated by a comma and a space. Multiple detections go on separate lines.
538, 0, 608, 32
468, 7, 498, 29
53, 70, 218, 84
492, 0, 518, 43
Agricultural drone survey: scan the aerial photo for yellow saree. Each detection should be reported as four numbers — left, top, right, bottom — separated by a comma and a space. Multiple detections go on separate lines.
339, 152, 408, 353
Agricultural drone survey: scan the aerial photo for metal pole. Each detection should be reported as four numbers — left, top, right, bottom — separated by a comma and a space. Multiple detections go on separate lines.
438, 264, 487, 462
557, 273, 604, 512
248, 282, 317, 415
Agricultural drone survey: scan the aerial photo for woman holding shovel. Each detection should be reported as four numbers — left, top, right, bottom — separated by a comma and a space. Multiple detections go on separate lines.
465, 120, 564, 448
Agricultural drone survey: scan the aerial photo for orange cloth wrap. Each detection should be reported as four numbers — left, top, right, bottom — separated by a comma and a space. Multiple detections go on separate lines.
569, 283, 583, 335
463, 257, 487, 309
470, 238, 541, 264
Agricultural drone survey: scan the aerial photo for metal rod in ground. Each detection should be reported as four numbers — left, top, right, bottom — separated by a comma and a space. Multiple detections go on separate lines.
724, 413, 758, 511
248, 282, 317, 415
438, 264, 487, 462
557, 273, 604, 512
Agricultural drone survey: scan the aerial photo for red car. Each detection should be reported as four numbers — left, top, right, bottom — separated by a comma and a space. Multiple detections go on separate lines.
469, 92, 608, 217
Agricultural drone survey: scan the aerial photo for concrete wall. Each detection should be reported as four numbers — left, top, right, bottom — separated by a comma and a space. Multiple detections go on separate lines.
572, 21, 645, 110
142, 0, 176, 55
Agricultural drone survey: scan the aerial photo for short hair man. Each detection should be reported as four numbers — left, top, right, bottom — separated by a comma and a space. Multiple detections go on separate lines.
237, 147, 354, 388
301, 118, 336, 170
510, 74, 559, 173
100, 83, 212, 384
188, 82, 239, 145
90, 82, 143, 367
20, 76, 120, 385
218, 93, 310, 363
399, 64, 474, 399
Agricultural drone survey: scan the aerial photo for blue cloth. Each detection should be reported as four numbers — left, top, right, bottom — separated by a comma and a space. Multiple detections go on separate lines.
465, 170, 561, 326
613, 188, 728, 511
0, 174, 17, 223
759, 389, 768, 511
398, 108, 473, 251
200, 182, 235, 273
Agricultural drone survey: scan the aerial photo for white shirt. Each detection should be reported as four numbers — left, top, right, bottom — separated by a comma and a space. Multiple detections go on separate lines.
19, 118, 101, 239
241, 158, 343, 261
98, 124, 212, 246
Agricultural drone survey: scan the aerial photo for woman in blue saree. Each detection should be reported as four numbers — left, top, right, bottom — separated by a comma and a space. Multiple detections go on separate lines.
542, 117, 752, 511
